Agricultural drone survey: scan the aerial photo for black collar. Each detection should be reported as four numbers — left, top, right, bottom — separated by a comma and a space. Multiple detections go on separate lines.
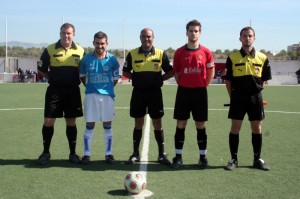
55, 40, 77, 50
240, 47, 256, 57
138, 46, 155, 54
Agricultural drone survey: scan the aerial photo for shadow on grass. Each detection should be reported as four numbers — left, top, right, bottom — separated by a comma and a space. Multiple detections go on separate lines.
107, 189, 128, 197
0, 159, 239, 171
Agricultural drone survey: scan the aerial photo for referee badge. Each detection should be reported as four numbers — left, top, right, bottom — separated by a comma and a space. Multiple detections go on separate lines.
154, 64, 158, 70
255, 68, 260, 74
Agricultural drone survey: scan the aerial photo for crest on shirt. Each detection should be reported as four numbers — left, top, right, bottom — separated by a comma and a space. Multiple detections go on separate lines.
255, 68, 260, 74
154, 64, 158, 70
75, 59, 79, 65
198, 55, 202, 60
184, 67, 188, 74
104, 65, 109, 72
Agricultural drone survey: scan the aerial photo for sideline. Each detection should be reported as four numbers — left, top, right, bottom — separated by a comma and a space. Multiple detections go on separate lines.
0, 107, 300, 114
165, 107, 300, 115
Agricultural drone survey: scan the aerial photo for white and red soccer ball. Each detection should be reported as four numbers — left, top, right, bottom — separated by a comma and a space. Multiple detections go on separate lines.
124, 171, 147, 194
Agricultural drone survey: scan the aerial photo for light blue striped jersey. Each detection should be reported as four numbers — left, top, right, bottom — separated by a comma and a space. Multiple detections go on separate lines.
80, 52, 120, 98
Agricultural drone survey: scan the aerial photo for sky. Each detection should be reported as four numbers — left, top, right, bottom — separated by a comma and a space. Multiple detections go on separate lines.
0, 0, 299, 53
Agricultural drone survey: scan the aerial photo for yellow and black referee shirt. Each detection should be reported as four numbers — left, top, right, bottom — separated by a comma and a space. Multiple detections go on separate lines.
123, 46, 172, 89
225, 48, 272, 94
38, 40, 85, 86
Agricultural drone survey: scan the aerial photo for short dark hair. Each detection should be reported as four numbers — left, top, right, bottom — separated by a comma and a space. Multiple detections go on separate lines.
140, 28, 154, 37
240, 26, 255, 36
94, 31, 108, 41
186, 20, 202, 31
60, 23, 75, 32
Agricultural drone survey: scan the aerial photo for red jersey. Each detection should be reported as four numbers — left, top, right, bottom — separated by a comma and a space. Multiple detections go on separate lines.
173, 45, 214, 88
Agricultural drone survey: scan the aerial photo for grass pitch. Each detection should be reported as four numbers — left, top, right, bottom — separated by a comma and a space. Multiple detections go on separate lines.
0, 83, 299, 199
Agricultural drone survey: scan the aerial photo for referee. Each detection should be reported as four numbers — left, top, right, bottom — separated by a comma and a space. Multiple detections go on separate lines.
122, 28, 173, 165
224, 26, 272, 171
37, 23, 85, 165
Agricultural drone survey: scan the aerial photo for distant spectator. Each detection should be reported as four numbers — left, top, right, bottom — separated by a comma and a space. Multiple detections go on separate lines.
296, 68, 300, 84
216, 70, 221, 83
17, 68, 24, 82
26, 69, 32, 78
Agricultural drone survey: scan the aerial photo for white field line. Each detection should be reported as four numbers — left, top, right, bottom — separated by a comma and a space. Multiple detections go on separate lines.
0, 108, 43, 111
132, 114, 151, 199
166, 107, 300, 114
139, 114, 150, 175
1, 106, 300, 115
1, 107, 300, 115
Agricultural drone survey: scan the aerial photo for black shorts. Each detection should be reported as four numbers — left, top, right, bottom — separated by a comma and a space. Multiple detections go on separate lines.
44, 85, 83, 118
228, 92, 265, 121
130, 88, 164, 119
173, 86, 208, 121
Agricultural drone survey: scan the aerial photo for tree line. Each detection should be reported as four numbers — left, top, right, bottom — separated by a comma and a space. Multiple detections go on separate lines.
0, 46, 299, 60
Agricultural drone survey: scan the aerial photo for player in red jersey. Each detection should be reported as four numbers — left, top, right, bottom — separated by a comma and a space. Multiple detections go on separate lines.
171, 19, 215, 169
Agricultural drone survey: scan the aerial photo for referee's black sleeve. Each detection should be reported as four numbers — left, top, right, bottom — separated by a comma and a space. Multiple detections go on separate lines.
161, 51, 172, 72
122, 52, 133, 73
38, 48, 50, 73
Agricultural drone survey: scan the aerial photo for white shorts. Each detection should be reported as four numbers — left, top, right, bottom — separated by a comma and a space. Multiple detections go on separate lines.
84, 93, 115, 122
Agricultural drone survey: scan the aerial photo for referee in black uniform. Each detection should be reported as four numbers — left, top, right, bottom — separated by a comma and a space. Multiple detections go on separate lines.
122, 28, 173, 165
37, 23, 85, 165
224, 26, 272, 171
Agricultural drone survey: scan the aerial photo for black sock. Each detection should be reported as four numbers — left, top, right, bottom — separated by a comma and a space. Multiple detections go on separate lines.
252, 133, 262, 161
66, 125, 77, 155
197, 128, 207, 159
175, 127, 185, 158
154, 129, 165, 156
133, 128, 142, 155
42, 125, 54, 154
229, 133, 239, 161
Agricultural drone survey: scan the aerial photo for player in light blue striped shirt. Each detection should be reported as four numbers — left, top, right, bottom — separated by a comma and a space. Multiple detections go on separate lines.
79, 31, 120, 165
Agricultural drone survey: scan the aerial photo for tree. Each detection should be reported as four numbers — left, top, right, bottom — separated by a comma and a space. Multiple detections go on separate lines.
0, 46, 5, 56
165, 47, 175, 59
288, 51, 298, 60
215, 49, 222, 54
0, 45, 298, 60
224, 49, 231, 56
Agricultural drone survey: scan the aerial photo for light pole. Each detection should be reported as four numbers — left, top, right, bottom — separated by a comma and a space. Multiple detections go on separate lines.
5, 18, 7, 73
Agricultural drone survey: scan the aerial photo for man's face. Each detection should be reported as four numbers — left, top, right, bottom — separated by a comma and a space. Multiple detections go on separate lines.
60, 26, 75, 47
140, 29, 154, 50
93, 37, 108, 55
186, 25, 201, 43
240, 29, 256, 48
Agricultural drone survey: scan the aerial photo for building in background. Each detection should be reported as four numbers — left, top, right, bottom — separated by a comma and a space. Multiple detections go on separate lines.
287, 43, 300, 53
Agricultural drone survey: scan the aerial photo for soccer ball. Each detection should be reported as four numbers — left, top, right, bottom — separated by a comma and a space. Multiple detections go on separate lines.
124, 171, 147, 195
